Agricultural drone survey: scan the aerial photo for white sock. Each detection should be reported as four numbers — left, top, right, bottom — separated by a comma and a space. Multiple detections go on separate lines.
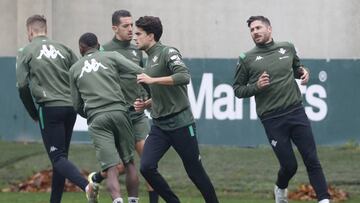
128, 197, 139, 203
319, 199, 330, 203
113, 197, 123, 203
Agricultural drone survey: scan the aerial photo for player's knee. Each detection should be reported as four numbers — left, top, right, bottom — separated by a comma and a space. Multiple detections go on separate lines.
140, 161, 156, 177
282, 161, 298, 177
50, 152, 67, 166
52, 156, 67, 170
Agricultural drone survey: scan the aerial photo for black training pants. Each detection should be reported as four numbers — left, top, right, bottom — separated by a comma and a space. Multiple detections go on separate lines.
39, 106, 88, 203
261, 106, 330, 201
140, 124, 218, 203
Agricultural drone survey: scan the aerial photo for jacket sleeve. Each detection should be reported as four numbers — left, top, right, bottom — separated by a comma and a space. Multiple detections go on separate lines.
233, 56, 259, 98
69, 67, 86, 118
16, 48, 39, 120
114, 52, 144, 74
166, 48, 190, 85
290, 43, 310, 79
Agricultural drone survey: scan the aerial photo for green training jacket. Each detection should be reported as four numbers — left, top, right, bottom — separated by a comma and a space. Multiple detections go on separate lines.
144, 42, 194, 130
102, 38, 148, 107
16, 36, 78, 120
233, 40, 305, 118
69, 48, 143, 122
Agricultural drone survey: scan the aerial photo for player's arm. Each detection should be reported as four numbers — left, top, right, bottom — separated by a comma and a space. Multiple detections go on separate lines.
291, 44, 309, 85
114, 52, 144, 74
69, 68, 86, 118
137, 48, 190, 86
112, 52, 151, 96
16, 49, 38, 121
233, 56, 262, 98
137, 73, 175, 85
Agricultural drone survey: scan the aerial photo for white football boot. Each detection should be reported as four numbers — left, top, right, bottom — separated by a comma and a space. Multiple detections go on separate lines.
274, 185, 288, 203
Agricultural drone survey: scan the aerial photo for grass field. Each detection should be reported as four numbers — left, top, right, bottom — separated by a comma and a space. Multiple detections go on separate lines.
0, 140, 360, 202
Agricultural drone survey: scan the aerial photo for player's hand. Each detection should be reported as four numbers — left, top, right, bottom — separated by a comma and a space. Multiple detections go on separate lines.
256, 71, 270, 89
134, 98, 146, 112
137, 73, 154, 84
299, 67, 309, 85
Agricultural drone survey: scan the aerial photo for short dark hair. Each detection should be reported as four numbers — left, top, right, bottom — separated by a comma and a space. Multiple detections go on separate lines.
26, 14, 47, 31
135, 16, 163, 42
79, 32, 98, 48
247, 16, 271, 27
112, 10, 131, 26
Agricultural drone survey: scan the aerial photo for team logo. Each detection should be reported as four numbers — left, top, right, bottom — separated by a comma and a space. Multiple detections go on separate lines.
79, 59, 108, 78
37, 44, 65, 59
132, 50, 137, 56
271, 140, 277, 147
152, 55, 158, 63
49, 146, 58, 152
278, 48, 286, 55
255, 56, 263, 61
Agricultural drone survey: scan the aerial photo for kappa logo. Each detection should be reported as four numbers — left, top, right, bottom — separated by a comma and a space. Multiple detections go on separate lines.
37, 45, 65, 59
152, 55, 158, 63
79, 59, 108, 78
132, 50, 137, 56
271, 140, 277, 147
255, 56, 263, 61
278, 48, 286, 55
49, 146, 58, 152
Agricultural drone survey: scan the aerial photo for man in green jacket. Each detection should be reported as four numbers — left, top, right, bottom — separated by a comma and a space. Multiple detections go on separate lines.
16, 14, 98, 203
133, 16, 219, 203
89, 10, 158, 203
70, 32, 144, 203
233, 16, 330, 203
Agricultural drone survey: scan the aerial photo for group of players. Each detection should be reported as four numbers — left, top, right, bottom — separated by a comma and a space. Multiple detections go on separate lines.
16, 9, 331, 203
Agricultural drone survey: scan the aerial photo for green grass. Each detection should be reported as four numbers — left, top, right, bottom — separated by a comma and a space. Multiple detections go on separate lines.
1, 192, 360, 203
1, 140, 360, 202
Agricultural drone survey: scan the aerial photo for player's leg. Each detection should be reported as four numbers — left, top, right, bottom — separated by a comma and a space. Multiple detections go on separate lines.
134, 139, 158, 203
140, 125, 180, 203
105, 165, 122, 200
113, 111, 139, 203
51, 107, 77, 203
170, 123, 219, 203
88, 112, 123, 202
63, 107, 77, 155
261, 115, 298, 203
133, 114, 159, 203
39, 106, 89, 203
289, 107, 330, 202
